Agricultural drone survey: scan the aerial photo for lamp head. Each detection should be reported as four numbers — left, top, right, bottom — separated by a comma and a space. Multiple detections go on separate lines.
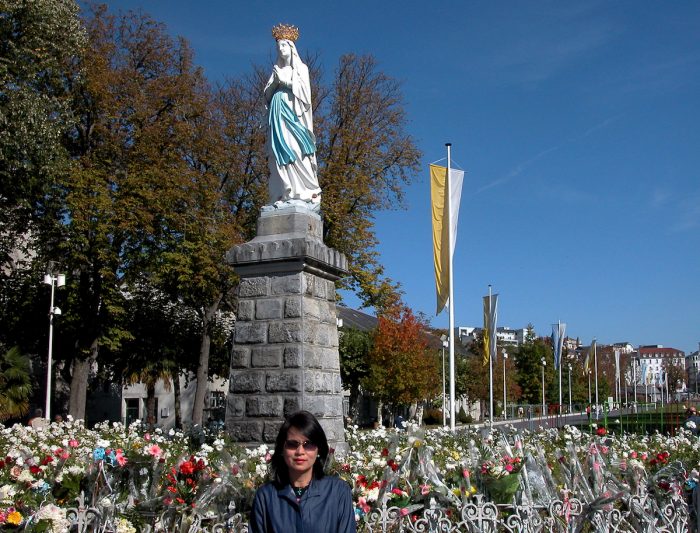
43, 274, 52, 285
57, 274, 66, 287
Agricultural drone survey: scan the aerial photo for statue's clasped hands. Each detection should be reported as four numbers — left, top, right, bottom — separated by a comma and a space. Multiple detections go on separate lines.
273, 65, 292, 89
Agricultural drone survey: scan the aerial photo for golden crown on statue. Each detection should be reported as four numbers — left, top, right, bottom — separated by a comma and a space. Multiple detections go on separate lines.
272, 23, 299, 42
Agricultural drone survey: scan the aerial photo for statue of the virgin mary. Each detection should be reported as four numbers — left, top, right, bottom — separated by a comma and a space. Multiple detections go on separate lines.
263, 24, 321, 211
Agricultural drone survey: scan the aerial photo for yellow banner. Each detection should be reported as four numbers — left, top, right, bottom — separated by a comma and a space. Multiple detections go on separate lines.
483, 296, 490, 366
430, 164, 449, 314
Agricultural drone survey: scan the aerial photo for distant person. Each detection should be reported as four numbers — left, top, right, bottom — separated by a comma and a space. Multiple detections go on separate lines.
394, 414, 405, 429
53, 414, 63, 423
28, 408, 48, 429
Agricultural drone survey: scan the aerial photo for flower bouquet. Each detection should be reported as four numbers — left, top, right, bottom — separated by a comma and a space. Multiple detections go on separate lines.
480, 455, 523, 504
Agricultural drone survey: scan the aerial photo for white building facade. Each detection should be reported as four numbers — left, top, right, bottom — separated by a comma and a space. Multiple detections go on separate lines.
121, 374, 228, 430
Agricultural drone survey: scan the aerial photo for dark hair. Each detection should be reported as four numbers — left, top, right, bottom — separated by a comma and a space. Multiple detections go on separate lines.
270, 410, 329, 487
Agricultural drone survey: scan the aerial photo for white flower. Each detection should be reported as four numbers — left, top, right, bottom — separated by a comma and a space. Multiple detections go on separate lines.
686, 420, 697, 430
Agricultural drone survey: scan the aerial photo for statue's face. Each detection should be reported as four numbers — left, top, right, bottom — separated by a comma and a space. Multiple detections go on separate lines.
277, 40, 292, 62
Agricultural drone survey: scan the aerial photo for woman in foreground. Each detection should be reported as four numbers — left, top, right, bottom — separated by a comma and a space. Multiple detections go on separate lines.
249, 410, 356, 533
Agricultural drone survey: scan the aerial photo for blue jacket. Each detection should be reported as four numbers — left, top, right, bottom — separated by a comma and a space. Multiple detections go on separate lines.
249, 475, 356, 533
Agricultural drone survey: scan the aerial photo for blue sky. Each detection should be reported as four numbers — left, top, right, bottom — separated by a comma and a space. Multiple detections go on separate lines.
98, 1, 700, 353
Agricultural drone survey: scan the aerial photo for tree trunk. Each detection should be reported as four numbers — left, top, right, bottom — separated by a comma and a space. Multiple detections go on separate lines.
173, 365, 182, 430
376, 400, 383, 427
146, 381, 156, 429
68, 338, 98, 421
192, 296, 222, 427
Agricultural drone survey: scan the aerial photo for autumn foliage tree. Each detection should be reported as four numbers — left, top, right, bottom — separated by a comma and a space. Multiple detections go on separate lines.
362, 307, 439, 423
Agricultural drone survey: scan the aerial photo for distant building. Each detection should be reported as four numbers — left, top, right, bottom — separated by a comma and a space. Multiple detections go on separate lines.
121, 374, 228, 430
633, 345, 685, 387
612, 342, 635, 354
455, 326, 533, 347
564, 337, 580, 352
686, 343, 700, 393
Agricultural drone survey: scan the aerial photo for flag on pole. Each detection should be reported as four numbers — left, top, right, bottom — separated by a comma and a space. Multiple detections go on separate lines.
430, 164, 464, 314
482, 293, 498, 366
583, 350, 590, 376
551, 322, 566, 369
614, 349, 621, 381
641, 363, 648, 384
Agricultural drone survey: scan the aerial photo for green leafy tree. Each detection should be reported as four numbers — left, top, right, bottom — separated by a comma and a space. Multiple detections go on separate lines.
338, 327, 372, 419
0, 0, 86, 265
514, 335, 552, 405
56, 6, 215, 420
0, 346, 33, 422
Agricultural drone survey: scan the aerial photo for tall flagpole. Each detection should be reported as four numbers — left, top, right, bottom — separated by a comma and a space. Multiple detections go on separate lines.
488, 285, 493, 426
557, 321, 562, 416
446, 143, 456, 432
594, 338, 599, 418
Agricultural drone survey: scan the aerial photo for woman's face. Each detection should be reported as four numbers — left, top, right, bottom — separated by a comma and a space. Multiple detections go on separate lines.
283, 426, 318, 480
277, 39, 292, 62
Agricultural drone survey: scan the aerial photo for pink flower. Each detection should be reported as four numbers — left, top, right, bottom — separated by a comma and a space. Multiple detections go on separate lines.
148, 444, 162, 458
115, 449, 127, 466
357, 497, 371, 514
60, 451, 70, 460
400, 508, 409, 517
420, 484, 431, 496
631, 451, 638, 459
505, 464, 514, 472
68, 439, 79, 448
265, 452, 272, 463
144, 433, 151, 441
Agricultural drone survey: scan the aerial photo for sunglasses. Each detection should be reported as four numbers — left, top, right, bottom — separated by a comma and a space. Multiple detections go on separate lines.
284, 439, 318, 452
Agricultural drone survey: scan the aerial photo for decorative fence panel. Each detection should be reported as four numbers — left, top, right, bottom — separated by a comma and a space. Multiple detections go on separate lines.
64, 490, 693, 532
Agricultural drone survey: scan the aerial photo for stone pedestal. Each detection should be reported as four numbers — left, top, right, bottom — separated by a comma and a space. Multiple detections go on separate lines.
225, 206, 348, 451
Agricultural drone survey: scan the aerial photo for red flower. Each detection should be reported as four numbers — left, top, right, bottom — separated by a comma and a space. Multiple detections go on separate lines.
180, 461, 195, 476
167, 486, 178, 494
596, 427, 607, 436
381, 448, 389, 457
29, 465, 41, 474
0, 460, 5, 469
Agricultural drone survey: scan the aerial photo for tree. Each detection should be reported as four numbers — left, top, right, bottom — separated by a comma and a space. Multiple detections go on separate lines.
0, 0, 86, 266
56, 6, 217, 420
0, 346, 33, 422
514, 335, 552, 405
338, 327, 372, 419
362, 306, 439, 423
665, 360, 686, 398
316, 54, 421, 311
456, 332, 489, 405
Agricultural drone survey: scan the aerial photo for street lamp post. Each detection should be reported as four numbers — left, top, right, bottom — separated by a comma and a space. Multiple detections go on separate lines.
541, 357, 547, 418
502, 348, 507, 420
633, 356, 637, 407
43, 268, 66, 421
440, 335, 448, 427
588, 370, 592, 406
568, 363, 572, 414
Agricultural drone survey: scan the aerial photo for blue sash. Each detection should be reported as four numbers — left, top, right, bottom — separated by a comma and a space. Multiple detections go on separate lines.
268, 90, 316, 166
